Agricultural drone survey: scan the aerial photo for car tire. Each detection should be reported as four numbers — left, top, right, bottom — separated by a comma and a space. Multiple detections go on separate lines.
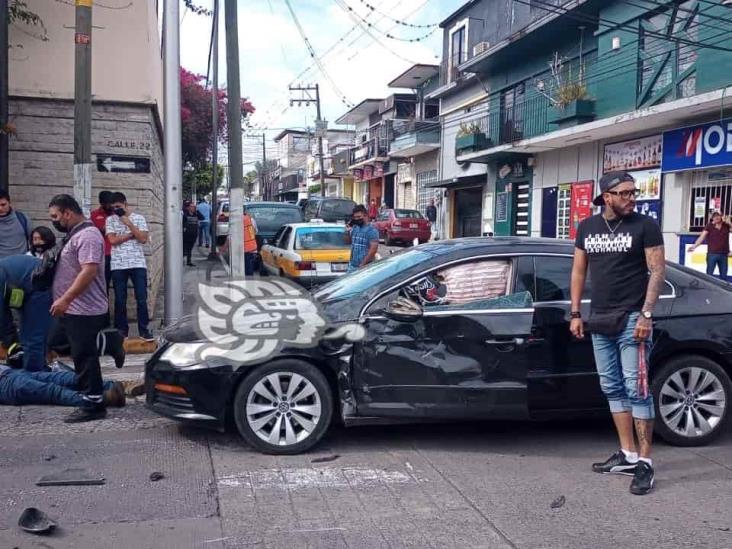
233, 360, 334, 455
652, 354, 731, 447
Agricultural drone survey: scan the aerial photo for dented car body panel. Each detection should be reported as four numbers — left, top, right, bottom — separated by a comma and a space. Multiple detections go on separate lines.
146, 238, 732, 431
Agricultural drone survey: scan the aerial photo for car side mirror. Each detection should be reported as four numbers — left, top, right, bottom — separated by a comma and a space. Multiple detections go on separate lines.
384, 297, 423, 323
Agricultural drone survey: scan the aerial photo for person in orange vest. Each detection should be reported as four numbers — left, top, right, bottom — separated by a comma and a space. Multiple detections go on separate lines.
243, 208, 258, 276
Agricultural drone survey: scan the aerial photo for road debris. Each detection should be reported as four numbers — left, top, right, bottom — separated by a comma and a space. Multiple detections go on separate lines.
37, 468, 105, 486
18, 507, 57, 534
149, 471, 165, 482
550, 495, 566, 509
311, 454, 340, 464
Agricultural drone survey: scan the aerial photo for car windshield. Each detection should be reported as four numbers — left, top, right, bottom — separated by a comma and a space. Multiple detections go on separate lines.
295, 227, 348, 250
314, 248, 435, 301
247, 206, 303, 233
395, 209, 423, 219
320, 200, 355, 217
221, 203, 229, 213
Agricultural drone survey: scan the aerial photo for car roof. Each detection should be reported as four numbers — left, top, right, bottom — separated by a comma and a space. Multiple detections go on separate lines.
308, 197, 355, 202
246, 201, 301, 209
285, 222, 347, 230
417, 236, 575, 254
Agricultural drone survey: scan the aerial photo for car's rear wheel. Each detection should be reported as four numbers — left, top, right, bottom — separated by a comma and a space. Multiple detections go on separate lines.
233, 360, 333, 455
652, 355, 731, 447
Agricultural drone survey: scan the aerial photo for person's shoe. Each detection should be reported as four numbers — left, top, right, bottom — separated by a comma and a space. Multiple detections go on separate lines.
630, 461, 655, 495
64, 407, 107, 423
592, 451, 638, 475
187, 261, 195, 267
139, 329, 155, 342
103, 382, 126, 408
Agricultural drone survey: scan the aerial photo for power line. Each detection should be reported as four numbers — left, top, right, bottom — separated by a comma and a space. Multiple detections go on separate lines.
355, 0, 439, 28
282, 0, 354, 108
339, 0, 439, 41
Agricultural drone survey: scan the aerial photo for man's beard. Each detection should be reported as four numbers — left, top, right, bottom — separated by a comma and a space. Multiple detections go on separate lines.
610, 202, 633, 219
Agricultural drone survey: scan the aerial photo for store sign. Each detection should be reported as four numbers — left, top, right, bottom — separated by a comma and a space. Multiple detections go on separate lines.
354, 146, 369, 161
363, 165, 374, 179
604, 135, 662, 173
569, 181, 594, 240
352, 168, 363, 181
630, 168, 661, 200
396, 163, 411, 184
662, 118, 732, 172
634, 200, 662, 223
373, 162, 384, 178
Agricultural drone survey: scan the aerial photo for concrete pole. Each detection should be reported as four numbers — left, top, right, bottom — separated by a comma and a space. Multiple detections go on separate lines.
208, 0, 219, 260
163, 0, 183, 325
224, 0, 244, 277
73, 0, 93, 217
315, 84, 326, 198
0, 0, 8, 194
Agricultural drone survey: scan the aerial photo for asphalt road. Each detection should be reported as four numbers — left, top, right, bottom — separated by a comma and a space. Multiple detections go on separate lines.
2, 353, 732, 549
3, 247, 732, 548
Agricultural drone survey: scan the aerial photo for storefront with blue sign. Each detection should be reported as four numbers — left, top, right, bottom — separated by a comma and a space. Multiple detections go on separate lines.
661, 118, 732, 271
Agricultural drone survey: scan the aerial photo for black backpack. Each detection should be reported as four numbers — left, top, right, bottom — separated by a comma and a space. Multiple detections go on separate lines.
31, 221, 94, 291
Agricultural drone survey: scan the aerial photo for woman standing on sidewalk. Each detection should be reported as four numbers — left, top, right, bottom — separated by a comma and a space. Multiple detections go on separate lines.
182, 201, 203, 266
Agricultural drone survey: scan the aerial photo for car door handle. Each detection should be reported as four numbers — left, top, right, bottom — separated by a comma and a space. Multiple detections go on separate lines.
484, 338, 525, 346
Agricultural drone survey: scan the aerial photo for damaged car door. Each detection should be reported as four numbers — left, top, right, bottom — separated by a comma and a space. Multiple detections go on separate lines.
352, 257, 535, 420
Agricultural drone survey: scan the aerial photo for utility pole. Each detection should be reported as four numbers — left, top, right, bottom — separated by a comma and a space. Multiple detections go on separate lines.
208, 0, 219, 261
163, 0, 184, 325
0, 0, 9, 194
289, 84, 327, 197
73, 0, 93, 216
261, 132, 267, 201
224, 0, 244, 277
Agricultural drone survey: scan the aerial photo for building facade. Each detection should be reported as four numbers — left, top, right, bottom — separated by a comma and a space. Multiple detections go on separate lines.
442, 0, 732, 265
7, 0, 165, 320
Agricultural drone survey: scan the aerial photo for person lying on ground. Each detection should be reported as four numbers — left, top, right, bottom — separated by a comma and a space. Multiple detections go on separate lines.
0, 366, 126, 408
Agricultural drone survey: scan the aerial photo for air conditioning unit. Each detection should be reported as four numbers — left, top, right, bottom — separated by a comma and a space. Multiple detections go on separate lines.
473, 41, 491, 56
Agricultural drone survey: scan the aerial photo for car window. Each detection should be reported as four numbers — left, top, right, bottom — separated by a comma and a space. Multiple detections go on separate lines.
221, 203, 229, 213
395, 209, 423, 219
295, 227, 348, 250
515, 255, 591, 302
377, 211, 391, 221
304, 201, 319, 218
320, 200, 355, 217
271, 226, 286, 247
276, 227, 292, 249
247, 206, 304, 233
314, 248, 435, 301
399, 259, 511, 309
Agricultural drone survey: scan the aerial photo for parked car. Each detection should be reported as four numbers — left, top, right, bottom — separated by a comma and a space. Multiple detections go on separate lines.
146, 237, 732, 454
303, 197, 356, 224
215, 200, 229, 245
374, 208, 431, 246
260, 220, 351, 287
245, 202, 305, 250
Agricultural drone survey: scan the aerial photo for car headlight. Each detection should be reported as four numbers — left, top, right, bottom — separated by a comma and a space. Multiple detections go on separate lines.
160, 342, 206, 368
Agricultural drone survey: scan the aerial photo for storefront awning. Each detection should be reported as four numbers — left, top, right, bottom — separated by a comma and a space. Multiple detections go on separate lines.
424, 174, 486, 189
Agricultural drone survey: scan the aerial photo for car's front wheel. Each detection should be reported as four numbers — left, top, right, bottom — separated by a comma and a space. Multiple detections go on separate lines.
233, 360, 333, 454
652, 355, 731, 447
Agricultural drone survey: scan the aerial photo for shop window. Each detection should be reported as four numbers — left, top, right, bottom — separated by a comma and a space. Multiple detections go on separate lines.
417, 170, 439, 217
556, 184, 571, 239
688, 170, 732, 232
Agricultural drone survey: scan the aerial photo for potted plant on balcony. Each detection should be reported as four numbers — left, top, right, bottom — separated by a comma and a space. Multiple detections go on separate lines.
537, 52, 595, 128
455, 122, 489, 154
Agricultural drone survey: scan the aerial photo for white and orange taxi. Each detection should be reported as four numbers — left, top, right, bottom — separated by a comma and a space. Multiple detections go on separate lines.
259, 220, 351, 286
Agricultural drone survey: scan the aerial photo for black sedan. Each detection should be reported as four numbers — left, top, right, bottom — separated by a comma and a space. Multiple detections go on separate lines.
146, 238, 732, 454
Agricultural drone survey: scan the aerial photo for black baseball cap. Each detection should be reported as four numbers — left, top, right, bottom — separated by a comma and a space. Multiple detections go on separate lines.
593, 171, 636, 206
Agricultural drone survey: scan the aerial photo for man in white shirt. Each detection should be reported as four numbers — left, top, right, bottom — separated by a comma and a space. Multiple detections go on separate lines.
105, 192, 153, 340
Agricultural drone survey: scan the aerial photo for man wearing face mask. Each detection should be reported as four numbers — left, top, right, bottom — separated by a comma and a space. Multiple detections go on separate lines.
48, 194, 109, 422
344, 204, 379, 272
89, 191, 115, 290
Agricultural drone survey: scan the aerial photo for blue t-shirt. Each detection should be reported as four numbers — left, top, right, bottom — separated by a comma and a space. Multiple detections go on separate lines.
0, 255, 40, 293
197, 202, 212, 222
349, 223, 379, 268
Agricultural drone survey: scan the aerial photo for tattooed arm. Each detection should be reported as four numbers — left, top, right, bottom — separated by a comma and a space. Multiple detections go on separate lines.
634, 245, 665, 340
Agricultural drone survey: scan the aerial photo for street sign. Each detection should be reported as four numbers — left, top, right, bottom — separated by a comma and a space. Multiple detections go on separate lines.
97, 156, 150, 174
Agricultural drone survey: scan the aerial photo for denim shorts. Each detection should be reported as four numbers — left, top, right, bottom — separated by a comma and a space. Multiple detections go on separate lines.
591, 311, 655, 420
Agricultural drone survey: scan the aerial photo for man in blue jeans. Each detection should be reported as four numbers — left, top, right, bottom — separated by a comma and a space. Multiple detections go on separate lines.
0, 365, 126, 407
0, 255, 52, 372
105, 192, 153, 341
197, 198, 212, 248
570, 171, 666, 496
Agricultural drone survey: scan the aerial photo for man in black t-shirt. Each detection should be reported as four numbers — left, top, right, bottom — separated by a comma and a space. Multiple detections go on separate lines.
570, 171, 666, 496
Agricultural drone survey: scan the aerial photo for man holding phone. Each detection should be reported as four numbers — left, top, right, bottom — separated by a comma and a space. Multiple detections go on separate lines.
105, 192, 153, 341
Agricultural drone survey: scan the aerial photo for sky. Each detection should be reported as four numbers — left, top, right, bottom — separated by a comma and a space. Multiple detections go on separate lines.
179, 0, 466, 166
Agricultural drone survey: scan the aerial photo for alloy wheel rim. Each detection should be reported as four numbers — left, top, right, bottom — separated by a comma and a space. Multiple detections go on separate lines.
246, 372, 322, 446
659, 367, 726, 438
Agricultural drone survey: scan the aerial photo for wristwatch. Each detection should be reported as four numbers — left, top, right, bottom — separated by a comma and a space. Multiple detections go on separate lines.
641, 311, 653, 319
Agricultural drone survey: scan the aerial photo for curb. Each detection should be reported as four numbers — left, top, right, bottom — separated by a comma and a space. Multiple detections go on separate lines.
0, 338, 158, 361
